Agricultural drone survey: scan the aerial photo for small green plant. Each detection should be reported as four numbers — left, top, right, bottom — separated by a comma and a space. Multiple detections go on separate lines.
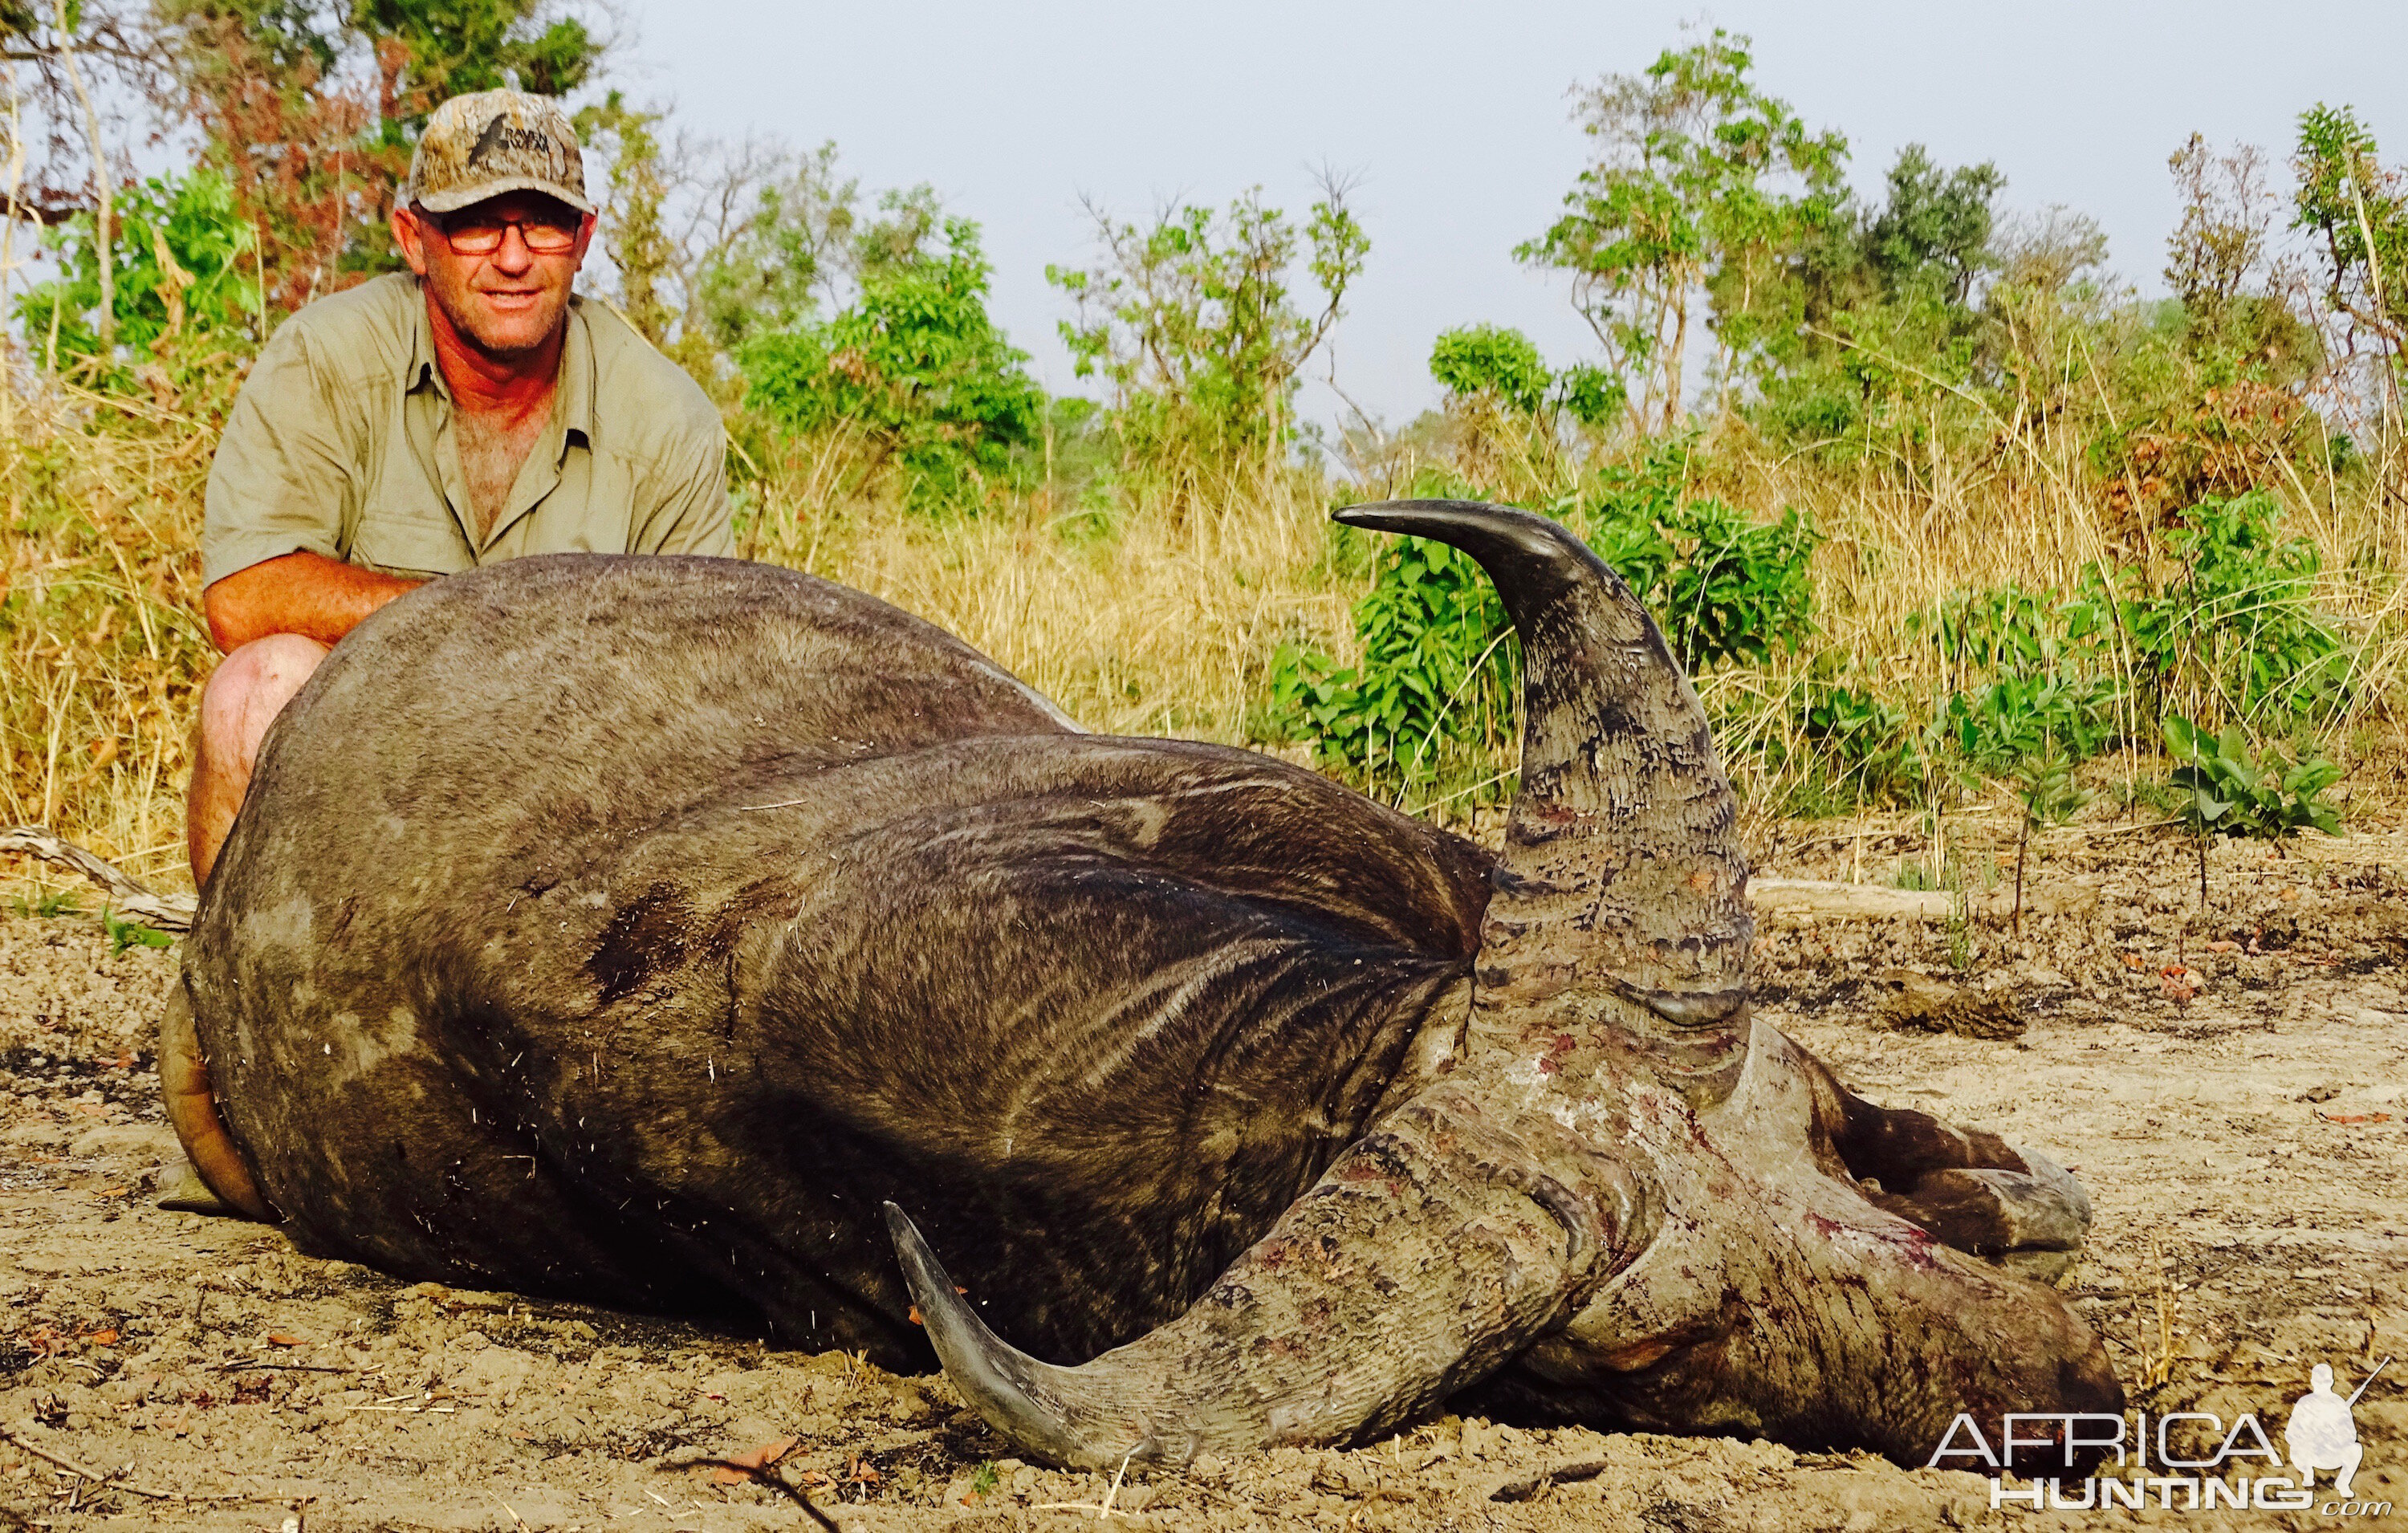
2162, 714, 2342, 840
1264, 526, 1518, 795
11, 889, 84, 919
2162, 713, 2342, 903
2109, 492, 2352, 724
1792, 680, 1925, 810
970, 1462, 999, 1498
2008, 742, 2090, 934
100, 906, 174, 957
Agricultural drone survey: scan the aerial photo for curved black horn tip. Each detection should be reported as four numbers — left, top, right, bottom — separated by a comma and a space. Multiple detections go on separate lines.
1332, 499, 1610, 620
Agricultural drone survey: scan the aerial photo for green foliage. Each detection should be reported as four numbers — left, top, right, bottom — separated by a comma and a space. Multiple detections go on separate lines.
1920, 584, 2121, 771
689, 144, 860, 356
1579, 445, 1820, 670
2162, 714, 2341, 840
2292, 104, 2408, 345
1427, 326, 1631, 429
1266, 514, 1518, 794
742, 218, 1042, 513
1745, 143, 2005, 454
1861, 145, 2005, 307
347, 0, 600, 112
575, 92, 675, 346
9, 890, 83, 920
1429, 325, 1550, 415
1517, 25, 1848, 430
18, 168, 260, 375
101, 907, 174, 957
1792, 679, 1925, 808
1050, 185, 1368, 480
2108, 490, 2350, 722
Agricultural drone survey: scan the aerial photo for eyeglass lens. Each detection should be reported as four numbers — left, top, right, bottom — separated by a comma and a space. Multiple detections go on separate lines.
441, 214, 580, 254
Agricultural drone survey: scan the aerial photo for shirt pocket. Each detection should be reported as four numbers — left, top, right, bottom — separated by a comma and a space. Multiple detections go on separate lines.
350, 512, 470, 579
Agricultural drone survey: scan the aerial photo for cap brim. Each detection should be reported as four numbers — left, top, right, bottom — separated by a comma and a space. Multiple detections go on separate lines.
412, 175, 596, 217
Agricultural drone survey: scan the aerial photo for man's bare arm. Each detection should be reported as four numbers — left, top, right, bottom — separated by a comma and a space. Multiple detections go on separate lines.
202, 551, 425, 654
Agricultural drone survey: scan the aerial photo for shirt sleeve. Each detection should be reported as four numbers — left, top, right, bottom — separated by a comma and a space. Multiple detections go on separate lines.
629, 414, 735, 559
201, 324, 358, 588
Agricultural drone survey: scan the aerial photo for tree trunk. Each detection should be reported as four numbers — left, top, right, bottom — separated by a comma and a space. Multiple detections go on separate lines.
51, 0, 111, 349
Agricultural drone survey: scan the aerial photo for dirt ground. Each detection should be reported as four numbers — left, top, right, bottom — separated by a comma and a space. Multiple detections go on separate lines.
2, 816, 2404, 1532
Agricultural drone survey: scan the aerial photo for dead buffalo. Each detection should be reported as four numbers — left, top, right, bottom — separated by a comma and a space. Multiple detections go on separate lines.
169, 500, 2119, 1470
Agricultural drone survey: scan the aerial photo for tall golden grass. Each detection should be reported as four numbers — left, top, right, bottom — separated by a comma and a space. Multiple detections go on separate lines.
4, 362, 2402, 912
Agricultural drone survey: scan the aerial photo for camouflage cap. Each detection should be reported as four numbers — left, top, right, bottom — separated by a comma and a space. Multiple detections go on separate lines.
407, 89, 593, 216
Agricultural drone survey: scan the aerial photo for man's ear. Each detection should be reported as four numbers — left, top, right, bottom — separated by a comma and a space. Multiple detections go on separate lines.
391, 203, 431, 278
568, 211, 598, 270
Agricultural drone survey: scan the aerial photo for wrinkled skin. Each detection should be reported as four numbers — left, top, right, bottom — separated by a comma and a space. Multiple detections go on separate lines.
177, 509, 2118, 1478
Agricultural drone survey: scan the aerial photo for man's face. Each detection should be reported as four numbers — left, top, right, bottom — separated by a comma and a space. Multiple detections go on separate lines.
393, 191, 595, 360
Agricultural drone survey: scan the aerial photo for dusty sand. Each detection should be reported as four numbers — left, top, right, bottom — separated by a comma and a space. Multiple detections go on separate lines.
1, 819, 2402, 1531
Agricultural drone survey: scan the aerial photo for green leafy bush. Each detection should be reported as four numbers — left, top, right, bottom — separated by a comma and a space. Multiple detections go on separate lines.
2162, 714, 2341, 839
18, 168, 261, 373
1265, 528, 1517, 791
741, 218, 1041, 512
1429, 325, 1551, 415
2108, 491, 2351, 722
1578, 449, 1820, 671
1427, 326, 1628, 427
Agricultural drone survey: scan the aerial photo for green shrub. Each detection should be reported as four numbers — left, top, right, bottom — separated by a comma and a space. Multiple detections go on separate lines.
2107, 490, 2351, 723
741, 218, 1041, 512
18, 168, 261, 375
1429, 325, 1551, 415
2162, 714, 2341, 840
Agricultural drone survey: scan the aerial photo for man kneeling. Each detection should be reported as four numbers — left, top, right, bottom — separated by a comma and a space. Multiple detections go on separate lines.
189, 87, 731, 886
167, 89, 730, 1218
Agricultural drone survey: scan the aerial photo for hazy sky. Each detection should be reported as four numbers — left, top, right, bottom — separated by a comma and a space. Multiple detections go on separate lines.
612, 1, 2405, 425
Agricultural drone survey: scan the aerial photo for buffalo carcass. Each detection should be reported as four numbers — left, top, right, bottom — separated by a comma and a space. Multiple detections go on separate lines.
171, 501, 2119, 1470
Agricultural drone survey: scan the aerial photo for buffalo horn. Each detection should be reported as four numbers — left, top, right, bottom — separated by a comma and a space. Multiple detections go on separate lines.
888, 1088, 1629, 1467
1331, 501, 1753, 1074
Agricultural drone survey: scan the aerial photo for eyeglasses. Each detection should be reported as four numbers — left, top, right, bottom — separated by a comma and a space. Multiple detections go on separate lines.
419, 205, 582, 256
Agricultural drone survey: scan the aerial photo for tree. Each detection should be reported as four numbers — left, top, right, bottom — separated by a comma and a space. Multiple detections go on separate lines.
575, 91, 672, 344
1047, 179, 1368, 488
1428, 323, 1625, 429
1863, 144, 2003, 307
153, 0, 604, 318
1517, 26, 1846, 433
742, 215, 1042, 513
2292, 102, 2406, 426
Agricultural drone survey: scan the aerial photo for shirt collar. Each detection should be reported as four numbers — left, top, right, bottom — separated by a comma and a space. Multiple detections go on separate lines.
404, 280, 597, 454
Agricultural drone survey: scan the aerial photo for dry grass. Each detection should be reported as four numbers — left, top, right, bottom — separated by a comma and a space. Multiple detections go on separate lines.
1, 371, 226, 905
2, 366, 2402, 915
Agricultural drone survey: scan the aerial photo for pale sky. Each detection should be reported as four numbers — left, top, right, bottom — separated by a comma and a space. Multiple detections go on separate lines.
612, 0, 2406, 426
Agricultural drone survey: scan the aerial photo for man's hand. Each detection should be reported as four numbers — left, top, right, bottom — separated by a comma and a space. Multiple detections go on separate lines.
202, 551, 425, 654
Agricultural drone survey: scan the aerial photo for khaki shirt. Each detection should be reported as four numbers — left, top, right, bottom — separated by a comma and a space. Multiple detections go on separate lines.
202, 272, 733, 588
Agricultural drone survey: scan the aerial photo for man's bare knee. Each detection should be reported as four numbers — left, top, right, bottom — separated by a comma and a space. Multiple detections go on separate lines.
200, 633, 330, 771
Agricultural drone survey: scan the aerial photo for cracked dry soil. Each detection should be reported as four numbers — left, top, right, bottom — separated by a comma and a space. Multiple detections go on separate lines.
1, 821, 2403, 1531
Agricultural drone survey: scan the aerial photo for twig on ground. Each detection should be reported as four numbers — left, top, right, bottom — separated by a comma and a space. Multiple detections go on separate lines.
0, 1422, 270, 1503
0, 825, 196, 931
1488, 1457, 1613, 1502
655, 1454, 839, 1533
1032, 1451, 1137, 1519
